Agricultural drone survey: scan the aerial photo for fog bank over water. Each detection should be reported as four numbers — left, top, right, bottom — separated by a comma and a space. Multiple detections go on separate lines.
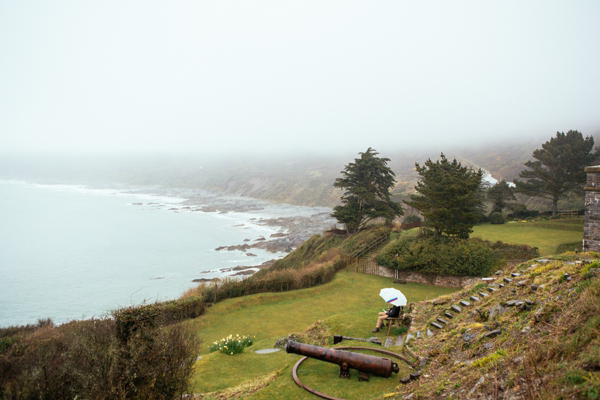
1, 1, 599, 156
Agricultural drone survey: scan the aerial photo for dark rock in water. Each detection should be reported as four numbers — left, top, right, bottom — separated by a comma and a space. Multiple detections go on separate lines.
232, 269, 254, 276
192, 277, 221, 282
245, 253, 257, 257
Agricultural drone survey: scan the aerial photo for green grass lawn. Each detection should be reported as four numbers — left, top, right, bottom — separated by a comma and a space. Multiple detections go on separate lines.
187, 270, 457, 399
471, 222, 583, 256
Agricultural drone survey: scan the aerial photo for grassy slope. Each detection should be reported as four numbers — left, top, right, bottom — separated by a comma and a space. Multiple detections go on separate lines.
188, 222, 585, 398
471, 221, 583, 256
393, 254, 600, 399
188, 271, 457, 399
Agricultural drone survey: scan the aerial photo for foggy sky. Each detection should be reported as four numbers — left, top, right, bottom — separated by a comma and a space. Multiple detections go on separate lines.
1, 1, 599, 156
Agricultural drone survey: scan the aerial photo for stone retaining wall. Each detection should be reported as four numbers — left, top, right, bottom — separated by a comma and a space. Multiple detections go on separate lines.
584, 166, 600, 252
377, 265, 480, 288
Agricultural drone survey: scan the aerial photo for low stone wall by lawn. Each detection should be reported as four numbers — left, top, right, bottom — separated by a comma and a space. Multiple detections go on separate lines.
377, 265, 480, 288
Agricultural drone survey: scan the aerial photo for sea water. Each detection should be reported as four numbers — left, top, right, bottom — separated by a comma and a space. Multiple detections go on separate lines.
0, 181, 325, 327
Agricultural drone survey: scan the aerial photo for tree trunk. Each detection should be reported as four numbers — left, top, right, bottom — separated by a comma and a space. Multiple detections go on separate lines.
552, 196, 558, 217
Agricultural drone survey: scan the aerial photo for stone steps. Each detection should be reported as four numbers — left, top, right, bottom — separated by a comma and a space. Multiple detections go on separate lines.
424, 270, 521, 337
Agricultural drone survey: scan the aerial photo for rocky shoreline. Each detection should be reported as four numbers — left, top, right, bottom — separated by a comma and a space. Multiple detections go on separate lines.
127, 188, 337, 280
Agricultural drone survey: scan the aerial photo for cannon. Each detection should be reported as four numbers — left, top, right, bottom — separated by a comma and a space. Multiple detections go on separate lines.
285, 340, 399, 380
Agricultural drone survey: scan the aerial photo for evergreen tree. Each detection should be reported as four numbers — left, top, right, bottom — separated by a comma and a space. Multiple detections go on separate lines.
332, 148, 403, 233
405, 153, 483, 238
487, 179, 515, 213
514, 131, 598, 216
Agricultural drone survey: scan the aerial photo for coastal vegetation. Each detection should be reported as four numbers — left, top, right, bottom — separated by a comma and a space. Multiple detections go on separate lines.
376, 235, 538, 276
332, 148, 403, 233
1, 130, 595, 398
514, 130, 598, 216
406, 153, 484, 239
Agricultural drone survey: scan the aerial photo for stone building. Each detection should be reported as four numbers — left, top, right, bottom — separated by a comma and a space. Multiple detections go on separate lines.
584, 166, 600, 252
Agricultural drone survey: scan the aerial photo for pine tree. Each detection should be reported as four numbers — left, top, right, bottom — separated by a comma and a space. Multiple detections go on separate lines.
487, 180, 515, 213
514, 131, 598, 216
405, 153, 483, 238
332, 148, 403, 233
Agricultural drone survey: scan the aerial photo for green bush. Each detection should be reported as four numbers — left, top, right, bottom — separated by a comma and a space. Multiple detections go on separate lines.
377, 236, 500, 276
489, 212, 505, 224
403, 215, 422, 224
0, 318, 200, 399
114, 296, 205, 343
486, 240, 539, 260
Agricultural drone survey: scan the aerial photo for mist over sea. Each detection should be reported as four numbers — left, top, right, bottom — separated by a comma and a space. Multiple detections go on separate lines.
0, 181, 330, 327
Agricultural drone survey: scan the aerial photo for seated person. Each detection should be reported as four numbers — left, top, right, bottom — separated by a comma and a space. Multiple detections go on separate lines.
372, 305, 402, 332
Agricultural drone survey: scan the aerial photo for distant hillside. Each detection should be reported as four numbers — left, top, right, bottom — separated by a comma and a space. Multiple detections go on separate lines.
1, 132, 597, 210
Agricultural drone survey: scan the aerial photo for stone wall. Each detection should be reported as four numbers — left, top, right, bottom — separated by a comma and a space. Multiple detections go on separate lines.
584, 166, 600, 252
376, 265, 480, 288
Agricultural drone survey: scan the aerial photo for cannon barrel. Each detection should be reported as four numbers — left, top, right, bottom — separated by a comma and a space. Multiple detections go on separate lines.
285, 340, 399, 378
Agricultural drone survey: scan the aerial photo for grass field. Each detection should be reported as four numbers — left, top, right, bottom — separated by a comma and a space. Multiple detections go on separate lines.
471, 221, 583, 256
187, 270, 457, 399
188, 220, 584, 397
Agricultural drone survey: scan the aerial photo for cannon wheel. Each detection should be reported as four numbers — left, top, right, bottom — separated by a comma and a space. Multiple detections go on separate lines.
291, 346, 413, 400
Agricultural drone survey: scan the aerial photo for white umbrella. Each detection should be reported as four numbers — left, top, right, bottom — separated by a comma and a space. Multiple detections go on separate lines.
379, 288, 407, 307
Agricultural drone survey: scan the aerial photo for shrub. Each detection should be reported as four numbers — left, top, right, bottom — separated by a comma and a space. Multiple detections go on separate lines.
209, 334, 254, 355
486, 239, 539, 260
114, 296, 205, 343
556, 242, 583, 254
401, 215, 423, 230
403, 215, 422, 224
0, 318, 200, 399
377, 236, 500, 276
489, 212, 504, 224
